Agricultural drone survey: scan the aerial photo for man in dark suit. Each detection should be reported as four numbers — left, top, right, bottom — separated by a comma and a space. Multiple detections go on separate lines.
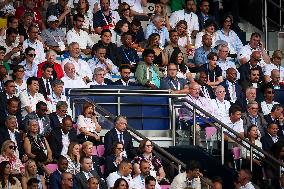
49, 155, 69, 189
240, 68, 264, 91
75, 156, 107, 189
264, 104, 284, 136
0, 115, 24, 158
113, 65, 137, 86
48, 116, 77, 160
104, 115, 136, 159
196, 0, 215, 31
267, 69, 284, 90
195, 71, 214, 99
38, 63, 54, 99
220, 68, 244, 103
236, 86, 260, 112
238, 51, 264, 85
261, 123, 280, 153
49, 101, 69, 129
0, 80, 16, 113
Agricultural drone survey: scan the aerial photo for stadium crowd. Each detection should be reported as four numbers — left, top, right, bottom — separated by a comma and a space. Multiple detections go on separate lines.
0, 0, 282, 188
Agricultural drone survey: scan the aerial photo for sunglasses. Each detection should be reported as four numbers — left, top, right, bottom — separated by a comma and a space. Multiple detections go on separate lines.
267, 91, 275, 94
145, 145, 153, 147
8, 145, 17, 150
252, 57, 261, 62
252, 74, 260, 76
27, 54, 36, 57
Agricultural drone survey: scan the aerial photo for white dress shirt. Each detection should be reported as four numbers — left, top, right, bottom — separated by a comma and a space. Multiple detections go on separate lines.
240, 182, 255, 189
106, 171, 134, 189
263, 63, 284, 81
87, 57, 118, 79
132, 175, 161, 189
211, 98, 231, 120
170, 172, 201, 189
62, 57, 93, 79
61, 130, 70, 156
223, 117, 244, 136
237, 44, 266, 67
23, 39, 46, 64
61, 76, 88, 89
66, 29, 94, 49
19, 91, 46, 118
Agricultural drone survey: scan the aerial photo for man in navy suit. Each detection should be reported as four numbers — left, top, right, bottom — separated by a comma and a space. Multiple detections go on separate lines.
49, 101, 69, 129
49, 155, 69, 189
264, 104, 284, 136
38, 63, 54, 99
113, 65, 136, 86
104, 115, 136, 159
261, 123, 280, 153
196, 0, 216, 31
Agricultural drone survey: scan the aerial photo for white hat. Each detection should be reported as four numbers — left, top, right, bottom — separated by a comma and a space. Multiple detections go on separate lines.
47, 15, 58, 22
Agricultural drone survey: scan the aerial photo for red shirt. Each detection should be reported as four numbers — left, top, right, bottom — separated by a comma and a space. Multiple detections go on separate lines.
37, 61, 64, 80
15, 6, 43, 26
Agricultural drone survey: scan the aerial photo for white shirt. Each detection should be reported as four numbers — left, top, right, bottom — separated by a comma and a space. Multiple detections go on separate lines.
240, 182, 255, 189
61, 130, 70, 157
121, 0, 144, 13
237, 44, 266, 67
217, 60, 239, 78
19, 91, 46, 118
260, 101, 278, 115
263, 63, 284, 81
66, 29, 94, 49
8, 130, 20, 158
87, 57, 118, 79
19, 60, 38, 80
226, 80, 237, 103
106, 172, 134, 189
241, 139, 263, 159
169, 10, 199, 36
15, 81, 27, 96
132, 175, 161, 189
62, 57, 93, 79
0, 39, 20, 62
23, 39, 46, 64
76, 115, 97, 135
87, 80, 107, 87
170, 172, 201, 189
61, 75, 88, 89
38, 118, 44, 135
211, 98, 231, 120
223, 117, 244, 136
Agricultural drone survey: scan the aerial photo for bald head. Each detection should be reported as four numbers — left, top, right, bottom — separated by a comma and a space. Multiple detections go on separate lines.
188, 82, 200, 98
250, 51, 261, 67
64, 63, 75, 79
271, 69, 280, 83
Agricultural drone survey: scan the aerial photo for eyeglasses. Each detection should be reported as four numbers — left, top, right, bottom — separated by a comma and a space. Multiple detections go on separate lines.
252, 74, 260, 76
116, 147, 124, 150
8, 145, 17, 150
59, 109, 68, 113
252, 57, 261, 62
267, 91, 275, 94
76, 19, 84, 22
145, 145, 153, 147
216, 91, 225, 94
27, 54, 36, 57
17, 69, 25, 72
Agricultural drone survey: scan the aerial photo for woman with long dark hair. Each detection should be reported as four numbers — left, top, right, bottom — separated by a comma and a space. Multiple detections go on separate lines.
0, 161, 21, 189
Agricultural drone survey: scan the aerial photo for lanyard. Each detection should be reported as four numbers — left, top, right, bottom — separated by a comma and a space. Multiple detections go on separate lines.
101, 11, 112, 25
207, 64, 216, 82
215, 99, 227, 111
170, 80, 180, 90
122, 48, 135, 62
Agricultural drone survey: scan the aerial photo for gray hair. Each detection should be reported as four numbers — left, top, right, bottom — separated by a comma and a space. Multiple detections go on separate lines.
247, 101, 258, 109
94, 67, 105, 75
5, 115, 17, 124
56, 101, 68, 110
152, 14, 163, 23
52, 79, 64, 87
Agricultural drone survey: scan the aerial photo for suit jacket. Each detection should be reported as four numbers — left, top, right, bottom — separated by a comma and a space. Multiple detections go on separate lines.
196, 12, 215, 31
260, 134, 276, 153
220, 79, 244, 102
197, 82, 214, 99
113, 79, 137, 86
0, 111, 23, 131
264, 114, 284, 137
49, 170, 61, 189
241, 112, 267, 137
38, 78, 53, 98
0, 127, 24, 157
75, 170, 107, 189
47, 127, 78, 160
24, 112, 51, 135
238, 62, 264, 83
239, 80, 264, 92
49, 112, 62, 129
105, 154, 118, 177
104, 128, 136, 159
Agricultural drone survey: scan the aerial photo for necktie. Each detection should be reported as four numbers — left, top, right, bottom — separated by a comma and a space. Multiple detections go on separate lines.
46, 79, 50, 95
119, 133, 123, 143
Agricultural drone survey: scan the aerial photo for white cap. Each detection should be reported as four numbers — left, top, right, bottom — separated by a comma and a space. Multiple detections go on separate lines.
47, 15, 58, 22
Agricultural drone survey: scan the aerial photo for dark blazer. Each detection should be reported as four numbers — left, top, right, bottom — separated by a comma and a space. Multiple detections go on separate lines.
75, 170, 107, 189
220, 79, 244, 102
197, 82, 215, 99
241, 112, 267, 137
49, 112, 62, 129
38, 78, 53, 98
260, 134, 276, 153
94, 41, 122, 67
0, 111, 23, 130
49, 170, 61, 189
113, 79, 137, 86
0, 92, 8, 111
264, 114, 284, 137
47, 127, 78, 160
196, 12, 216, 31
0, 127, 24, 157
238, 62, 264, 83
104, 154, 118, 177
24, 112, 51, 135
104, 128, 136, 159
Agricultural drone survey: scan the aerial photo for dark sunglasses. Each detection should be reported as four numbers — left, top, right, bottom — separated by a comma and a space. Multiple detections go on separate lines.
27, 54, 36, 57
8, 145, 17, 150
252, 57, 261, 62
267, 91, 275, 94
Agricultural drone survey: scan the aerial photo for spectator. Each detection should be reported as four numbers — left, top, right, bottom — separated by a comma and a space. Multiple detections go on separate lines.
133, 139, 165, 181
23, 119, 52, 161
113, 65, 137, 86
49, 156, 69, 189
240, 68, 263, 91
61, 172, 74, 189
48, 116, 77, 160
195, 19, 218, 49
21, 159, 46, 189
46, 0, 72, 31
211, 85, 231, 120
135, 49, 162, 89
196, 0, 215, 31
223, 105, 244, 139
0, 140, 24, 174
61, 63, 88, 89
88, 177, 100, 189
66, 142, 80, 175
72, 0, 93, 33
74, 156, 107, 189
236, 87, 258, 112
19, 47, 38, 81
215, 14, 243, 55
113, 20, 130, 47
117, 32, 140, 68
62, 42, 93, 80
195, 71, 214, 99
22, 25, 46, 65
0, 161, 22, 189
1, 27, 22, 65
105, 142, 127, 177
106, 159, 133, 188
12, 65, 27, 95
93, 0, 120, 35
193, 34, 216, 66
0, 81, 16, 113
160, 64, 188, 94
145, 176, 157, 189
169, 0, 199, 38
242, 101, 267, 138
145, 33, 168, 68
38, 63, 54, 99
267, 69, 283, 90
17, 12, 33, 40
211, 177, 223, 189
0, 115, 24, 159
19, 77, 46, 118
263, 50, 284, 83
27, 178, 40, 189
113, 178, 129, 189
93, 29, 122, 67
152, 3, 170, 31
76, 102, 101, 144
121, 0, 148, 16
37, 50, 64, 80
175, 20, 191, 48
199, 52, 223, 87
220, 68, 243, 103
170, 160, 202, 189
49, 80, 70, 113
238, 32, 270, 66
238, 51, 264, 85
104, 115, 136, 158
24, 101, 51, 135
261, 86, 279, 116
49, 101, 69, 129
0, 49, 9, 75
129, 19, 145, 47
264, 104, 283, 126
41, 16, 66, 53
118, 2, 134, 23
238, 169, 255, 189
88, 45, 118, 80
145, 14, 169, 48
132, 160, 161, 189
163, 30, 188, 65
87, 67, 113, 86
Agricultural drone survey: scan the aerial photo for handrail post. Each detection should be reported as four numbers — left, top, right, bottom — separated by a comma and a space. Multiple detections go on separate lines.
264, 0, 268, 49
280, 0, 282, 29
172, 104, 176, 146
193, 108, 196, 146
117, 90, 121, 115
221, 127, 224, 165
250, 146, 253, 172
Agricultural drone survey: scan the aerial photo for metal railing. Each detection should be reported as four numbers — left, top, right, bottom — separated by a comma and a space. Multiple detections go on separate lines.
174, 98, 284, 174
